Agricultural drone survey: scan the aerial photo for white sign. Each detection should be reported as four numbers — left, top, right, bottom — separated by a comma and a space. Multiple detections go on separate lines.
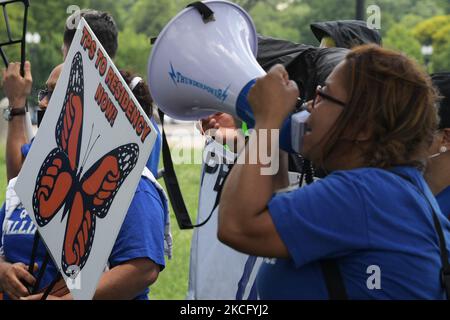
187, 140, 263, 300
14, 18, 156, 300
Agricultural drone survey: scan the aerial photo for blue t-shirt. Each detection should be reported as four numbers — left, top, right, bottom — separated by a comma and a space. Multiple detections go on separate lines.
21, 117, 162, 177
0, 176, 167, 300
20, 141, 32, 159
261, 166, 450, 300
0, 203, 58, 293
109, 176, 167, 300
436, 186, 450, 219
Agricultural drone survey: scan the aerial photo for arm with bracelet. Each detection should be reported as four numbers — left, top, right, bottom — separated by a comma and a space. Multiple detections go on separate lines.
2, 61, 33, 181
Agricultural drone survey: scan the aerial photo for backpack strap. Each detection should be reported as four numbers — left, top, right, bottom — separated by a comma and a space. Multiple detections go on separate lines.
320, 259, 348, 300
158, 109, 233, 229
158, 109, 194, 229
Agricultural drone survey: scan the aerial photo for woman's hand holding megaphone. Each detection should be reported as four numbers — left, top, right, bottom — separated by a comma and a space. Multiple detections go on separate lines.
248, 64, 299, 129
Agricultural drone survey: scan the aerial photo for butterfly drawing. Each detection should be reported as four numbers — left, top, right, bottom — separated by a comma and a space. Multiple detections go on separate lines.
32, 52, 139, 278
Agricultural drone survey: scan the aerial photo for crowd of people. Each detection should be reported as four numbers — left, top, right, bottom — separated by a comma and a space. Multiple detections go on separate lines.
0, 6, 449, 300
0, 9, 169, 300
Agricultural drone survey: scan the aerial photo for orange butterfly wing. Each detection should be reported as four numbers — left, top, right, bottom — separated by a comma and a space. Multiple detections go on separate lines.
55, 52, 84, 171
32, 149, 73, 227
32, 52, 140, 278
61, 143, 139, 276
61, 190, 96, 274
32, 52, 84, 226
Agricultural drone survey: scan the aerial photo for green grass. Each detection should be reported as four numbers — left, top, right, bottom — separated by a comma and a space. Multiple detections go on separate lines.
0, 146, 202, 300
150, 154, 202, 300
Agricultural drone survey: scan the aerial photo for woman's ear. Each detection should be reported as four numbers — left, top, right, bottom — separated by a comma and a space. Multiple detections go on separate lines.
355, 126, 373, 142
341, 124, 372, 143
442, 128, 450, 149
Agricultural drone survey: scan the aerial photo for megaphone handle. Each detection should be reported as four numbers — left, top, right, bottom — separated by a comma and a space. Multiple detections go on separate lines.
186, 2, 215, 23
236, 79, 302, 153
236, 79, 257, 127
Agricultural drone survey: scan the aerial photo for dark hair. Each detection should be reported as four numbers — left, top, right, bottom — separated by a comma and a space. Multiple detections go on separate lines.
120, 70, 153, 118
431, 72, 450, 130
320, 45, 439, 170
64, 9, 118, 58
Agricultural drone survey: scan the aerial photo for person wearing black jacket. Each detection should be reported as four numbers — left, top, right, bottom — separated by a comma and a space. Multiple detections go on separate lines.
427, 73, 450, 218
310, 20, 382, 49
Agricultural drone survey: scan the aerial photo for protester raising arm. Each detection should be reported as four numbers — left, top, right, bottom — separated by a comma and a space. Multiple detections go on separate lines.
218, 64, 298, 258
2, 62, 32, 181
218, 46, 450, 300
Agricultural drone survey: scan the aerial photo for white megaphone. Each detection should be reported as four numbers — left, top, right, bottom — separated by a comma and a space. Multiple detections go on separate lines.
148, 0, 310, 154
148, 0, 265, 127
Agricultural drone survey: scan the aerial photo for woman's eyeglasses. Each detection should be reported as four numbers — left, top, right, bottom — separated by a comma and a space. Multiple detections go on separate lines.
298, 85, 347, 112
37, 88, 53, 102
312, 85, 346, 109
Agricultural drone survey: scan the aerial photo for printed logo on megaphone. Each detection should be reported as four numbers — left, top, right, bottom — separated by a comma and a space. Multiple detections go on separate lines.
168, 62, 231, 103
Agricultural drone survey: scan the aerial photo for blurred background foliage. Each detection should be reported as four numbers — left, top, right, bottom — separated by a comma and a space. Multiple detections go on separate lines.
0, 0, 449, 102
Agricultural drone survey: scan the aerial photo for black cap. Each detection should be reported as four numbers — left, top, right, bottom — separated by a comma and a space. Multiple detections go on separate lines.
310, 20, 382, 49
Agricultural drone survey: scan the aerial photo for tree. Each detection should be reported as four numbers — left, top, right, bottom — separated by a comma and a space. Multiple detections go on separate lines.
355, 0, 444, 37
413, 15, 450, 44
432, 41, 450, 72
26, 0, 89, 89
413, 15, 450, 72
88, 0, 134, 31
234, 0, 279, 11
384, 23, 423, 63
130, 0, 185, 38
1, 0, 450, 99
115, 27, 151, 77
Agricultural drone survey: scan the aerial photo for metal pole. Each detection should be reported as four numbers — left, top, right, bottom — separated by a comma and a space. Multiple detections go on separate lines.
356, 0, 365, 20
